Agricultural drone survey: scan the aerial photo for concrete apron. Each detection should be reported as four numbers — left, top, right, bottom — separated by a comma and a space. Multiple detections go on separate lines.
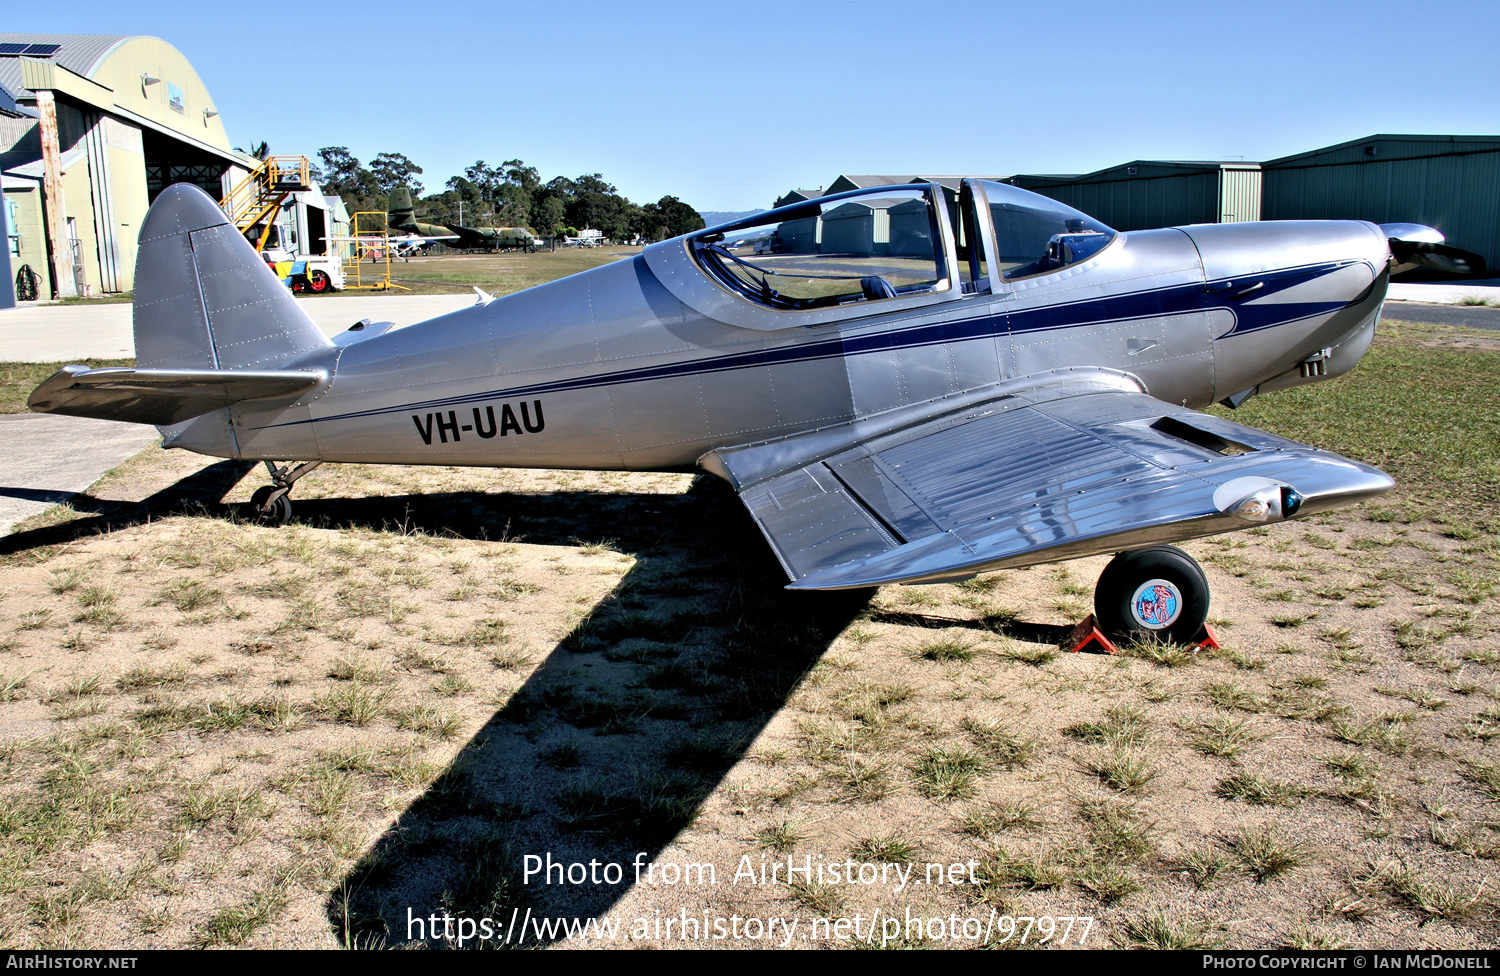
0, 295, 475, 536
0, 294, 476, 363
1388, 280, 1500, 304
0, 414, 160, 537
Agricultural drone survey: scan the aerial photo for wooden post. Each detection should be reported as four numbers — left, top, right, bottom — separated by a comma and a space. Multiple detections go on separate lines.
36, 90, 75, 299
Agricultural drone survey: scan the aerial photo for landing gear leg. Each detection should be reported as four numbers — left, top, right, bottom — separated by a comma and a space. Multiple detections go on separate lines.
1093, 545, 1210, 645
247, 460, 322, 526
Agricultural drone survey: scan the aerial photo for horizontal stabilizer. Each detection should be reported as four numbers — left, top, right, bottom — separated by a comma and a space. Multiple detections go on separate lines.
28, 365, 326, 426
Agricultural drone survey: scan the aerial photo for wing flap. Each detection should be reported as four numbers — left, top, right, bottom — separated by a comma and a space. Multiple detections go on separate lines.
28, 365, 326, 426
713, 382, 1393, 590
740, 467, 900, 581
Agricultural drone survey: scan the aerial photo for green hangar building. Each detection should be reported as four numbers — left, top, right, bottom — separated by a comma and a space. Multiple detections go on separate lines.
1006, 135, 1500, 277
0, 33, 254, 299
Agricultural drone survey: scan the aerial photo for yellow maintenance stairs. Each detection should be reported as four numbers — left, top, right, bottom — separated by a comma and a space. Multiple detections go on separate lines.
220, 156, 312, 253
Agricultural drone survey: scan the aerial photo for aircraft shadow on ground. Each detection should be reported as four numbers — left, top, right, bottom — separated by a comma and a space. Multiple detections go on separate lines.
0, 459, 258, 557
287, 477, 874, 947
0, 460, 1072, 947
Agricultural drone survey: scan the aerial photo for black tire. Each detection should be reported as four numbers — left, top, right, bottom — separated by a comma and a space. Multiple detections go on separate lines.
248, 486, 292, 526
307, 270, 332, 293
1094, 546, 1210, 645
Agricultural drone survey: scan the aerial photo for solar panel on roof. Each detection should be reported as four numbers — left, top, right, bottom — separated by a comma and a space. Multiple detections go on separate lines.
22, 44, 61, 56
0, 43, 29, 55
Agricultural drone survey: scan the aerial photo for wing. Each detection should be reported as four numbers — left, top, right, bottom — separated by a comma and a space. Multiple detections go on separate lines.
700, 372, 1393, 590
28, 365, 327, 426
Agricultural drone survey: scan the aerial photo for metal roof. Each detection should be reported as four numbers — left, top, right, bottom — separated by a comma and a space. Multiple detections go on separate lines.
831, 175, 921, 188
0, 76, 36, 117
1263, 133, 1500, 168
0, 33, 136, 81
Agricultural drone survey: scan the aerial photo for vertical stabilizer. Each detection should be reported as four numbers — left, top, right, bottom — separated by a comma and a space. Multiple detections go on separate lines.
387, 186, 416, 231
133, 184, 334, 371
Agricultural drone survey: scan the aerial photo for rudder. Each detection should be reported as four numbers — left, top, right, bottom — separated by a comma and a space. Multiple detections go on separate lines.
133, 183, 334, 371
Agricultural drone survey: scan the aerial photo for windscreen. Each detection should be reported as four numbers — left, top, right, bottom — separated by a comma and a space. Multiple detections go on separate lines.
976, 181, 1116, 280
690, 187, 945, 311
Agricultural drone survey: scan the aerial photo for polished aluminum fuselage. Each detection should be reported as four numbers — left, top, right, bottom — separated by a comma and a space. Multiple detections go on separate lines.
171, 214, 1391, 474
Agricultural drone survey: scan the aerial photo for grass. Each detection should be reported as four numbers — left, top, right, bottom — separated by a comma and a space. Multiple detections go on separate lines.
973, 848, 1069, 895
1, 359, 135, 414
1076, 862, 1140, 904
1179, 846, 1231, 889
960, 800, 1042, 837
1189, 716, 1262, 759
313, 683, 390, 726
1079, 798, 1154, 859
912, 746, 988, 800
1231, 823, 1310, 881
0, 319, 1495, 948
910, 636, 977, 663
1357, 855, 1489, 920
313, 246, 640, 297
1207, 323, 1500, 503
195, 885, 287, 946
960, 717, 1036, 768
1121, 912, 1222, 949
1215, 771, 1309, 806
847, 833, 920, 864
754, 819, 803, 852
1082, 744, 1158, 793
1331, 713, 1414, 755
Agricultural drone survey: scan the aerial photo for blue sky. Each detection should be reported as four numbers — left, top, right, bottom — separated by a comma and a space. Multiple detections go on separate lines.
20, 0, 1500, 212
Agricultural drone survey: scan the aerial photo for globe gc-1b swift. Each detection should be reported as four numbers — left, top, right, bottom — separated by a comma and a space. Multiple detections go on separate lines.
30, 178, 1400, 644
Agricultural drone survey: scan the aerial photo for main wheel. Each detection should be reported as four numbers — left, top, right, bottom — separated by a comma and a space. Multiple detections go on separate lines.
1094, 546, 1210, 645
248, 486, 293, 526
307, 270, 332, 293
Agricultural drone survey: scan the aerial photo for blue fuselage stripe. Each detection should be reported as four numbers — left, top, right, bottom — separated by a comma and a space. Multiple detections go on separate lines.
259, 261, 1356, 430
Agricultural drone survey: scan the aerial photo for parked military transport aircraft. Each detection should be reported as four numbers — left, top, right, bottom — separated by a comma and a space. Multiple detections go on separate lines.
387, 187, 537, 252
30, 178, 1402, 644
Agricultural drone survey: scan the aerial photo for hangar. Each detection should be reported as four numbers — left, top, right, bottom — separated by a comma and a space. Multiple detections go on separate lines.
1260, 135, 1500, 277
1009, 161, 1262, 231
1002, 135, 1500, 276
0, 33, 253, 299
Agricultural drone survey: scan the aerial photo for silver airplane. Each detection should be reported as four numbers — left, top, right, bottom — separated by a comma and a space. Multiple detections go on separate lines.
29, 179, 1401, 645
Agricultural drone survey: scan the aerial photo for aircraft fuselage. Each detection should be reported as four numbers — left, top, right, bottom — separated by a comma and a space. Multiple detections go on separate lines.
172, 217, 1390, 475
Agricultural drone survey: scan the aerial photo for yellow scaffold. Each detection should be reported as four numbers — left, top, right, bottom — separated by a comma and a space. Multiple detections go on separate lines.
343, 212, 408, 291
220, 156, 311, 253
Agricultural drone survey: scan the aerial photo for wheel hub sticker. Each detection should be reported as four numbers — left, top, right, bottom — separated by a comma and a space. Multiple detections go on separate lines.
1130, 579, 1182, 629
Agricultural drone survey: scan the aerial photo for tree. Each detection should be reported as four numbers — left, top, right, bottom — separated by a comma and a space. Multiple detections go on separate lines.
459, 161, 503, 203
533, 196, 566, 237
235, 140, 269, 160
641, 195, 705, 240
315, 147, 379, 198
501, 159, 540, 192
573, 173, 616, 196
369, 152, 424, 195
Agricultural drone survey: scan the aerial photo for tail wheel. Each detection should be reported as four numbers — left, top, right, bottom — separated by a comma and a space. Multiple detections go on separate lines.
306, 270, 332, 293
1094, 546, 1210, 645
248, 486, 293, 526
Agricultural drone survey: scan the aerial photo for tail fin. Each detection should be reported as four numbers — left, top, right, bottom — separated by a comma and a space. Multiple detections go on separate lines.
134, 183, 334, 371
387, 186, 415, 230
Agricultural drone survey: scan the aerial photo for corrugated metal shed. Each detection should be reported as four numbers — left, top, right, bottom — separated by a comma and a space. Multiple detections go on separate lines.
1262, 134, 1500, 273
1010, 161, 1260, 231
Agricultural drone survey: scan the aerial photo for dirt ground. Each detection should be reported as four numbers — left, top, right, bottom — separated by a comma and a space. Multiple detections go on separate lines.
0, 324, 1495, 950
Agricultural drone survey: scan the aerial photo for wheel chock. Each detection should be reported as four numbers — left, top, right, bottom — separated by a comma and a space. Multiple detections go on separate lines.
1192, 624, 1221, 652
1065, 614, 1119, 655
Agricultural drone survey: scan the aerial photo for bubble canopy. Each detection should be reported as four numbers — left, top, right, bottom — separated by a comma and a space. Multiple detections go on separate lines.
687, 180, 1118, 315
690, 186, 946, 312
